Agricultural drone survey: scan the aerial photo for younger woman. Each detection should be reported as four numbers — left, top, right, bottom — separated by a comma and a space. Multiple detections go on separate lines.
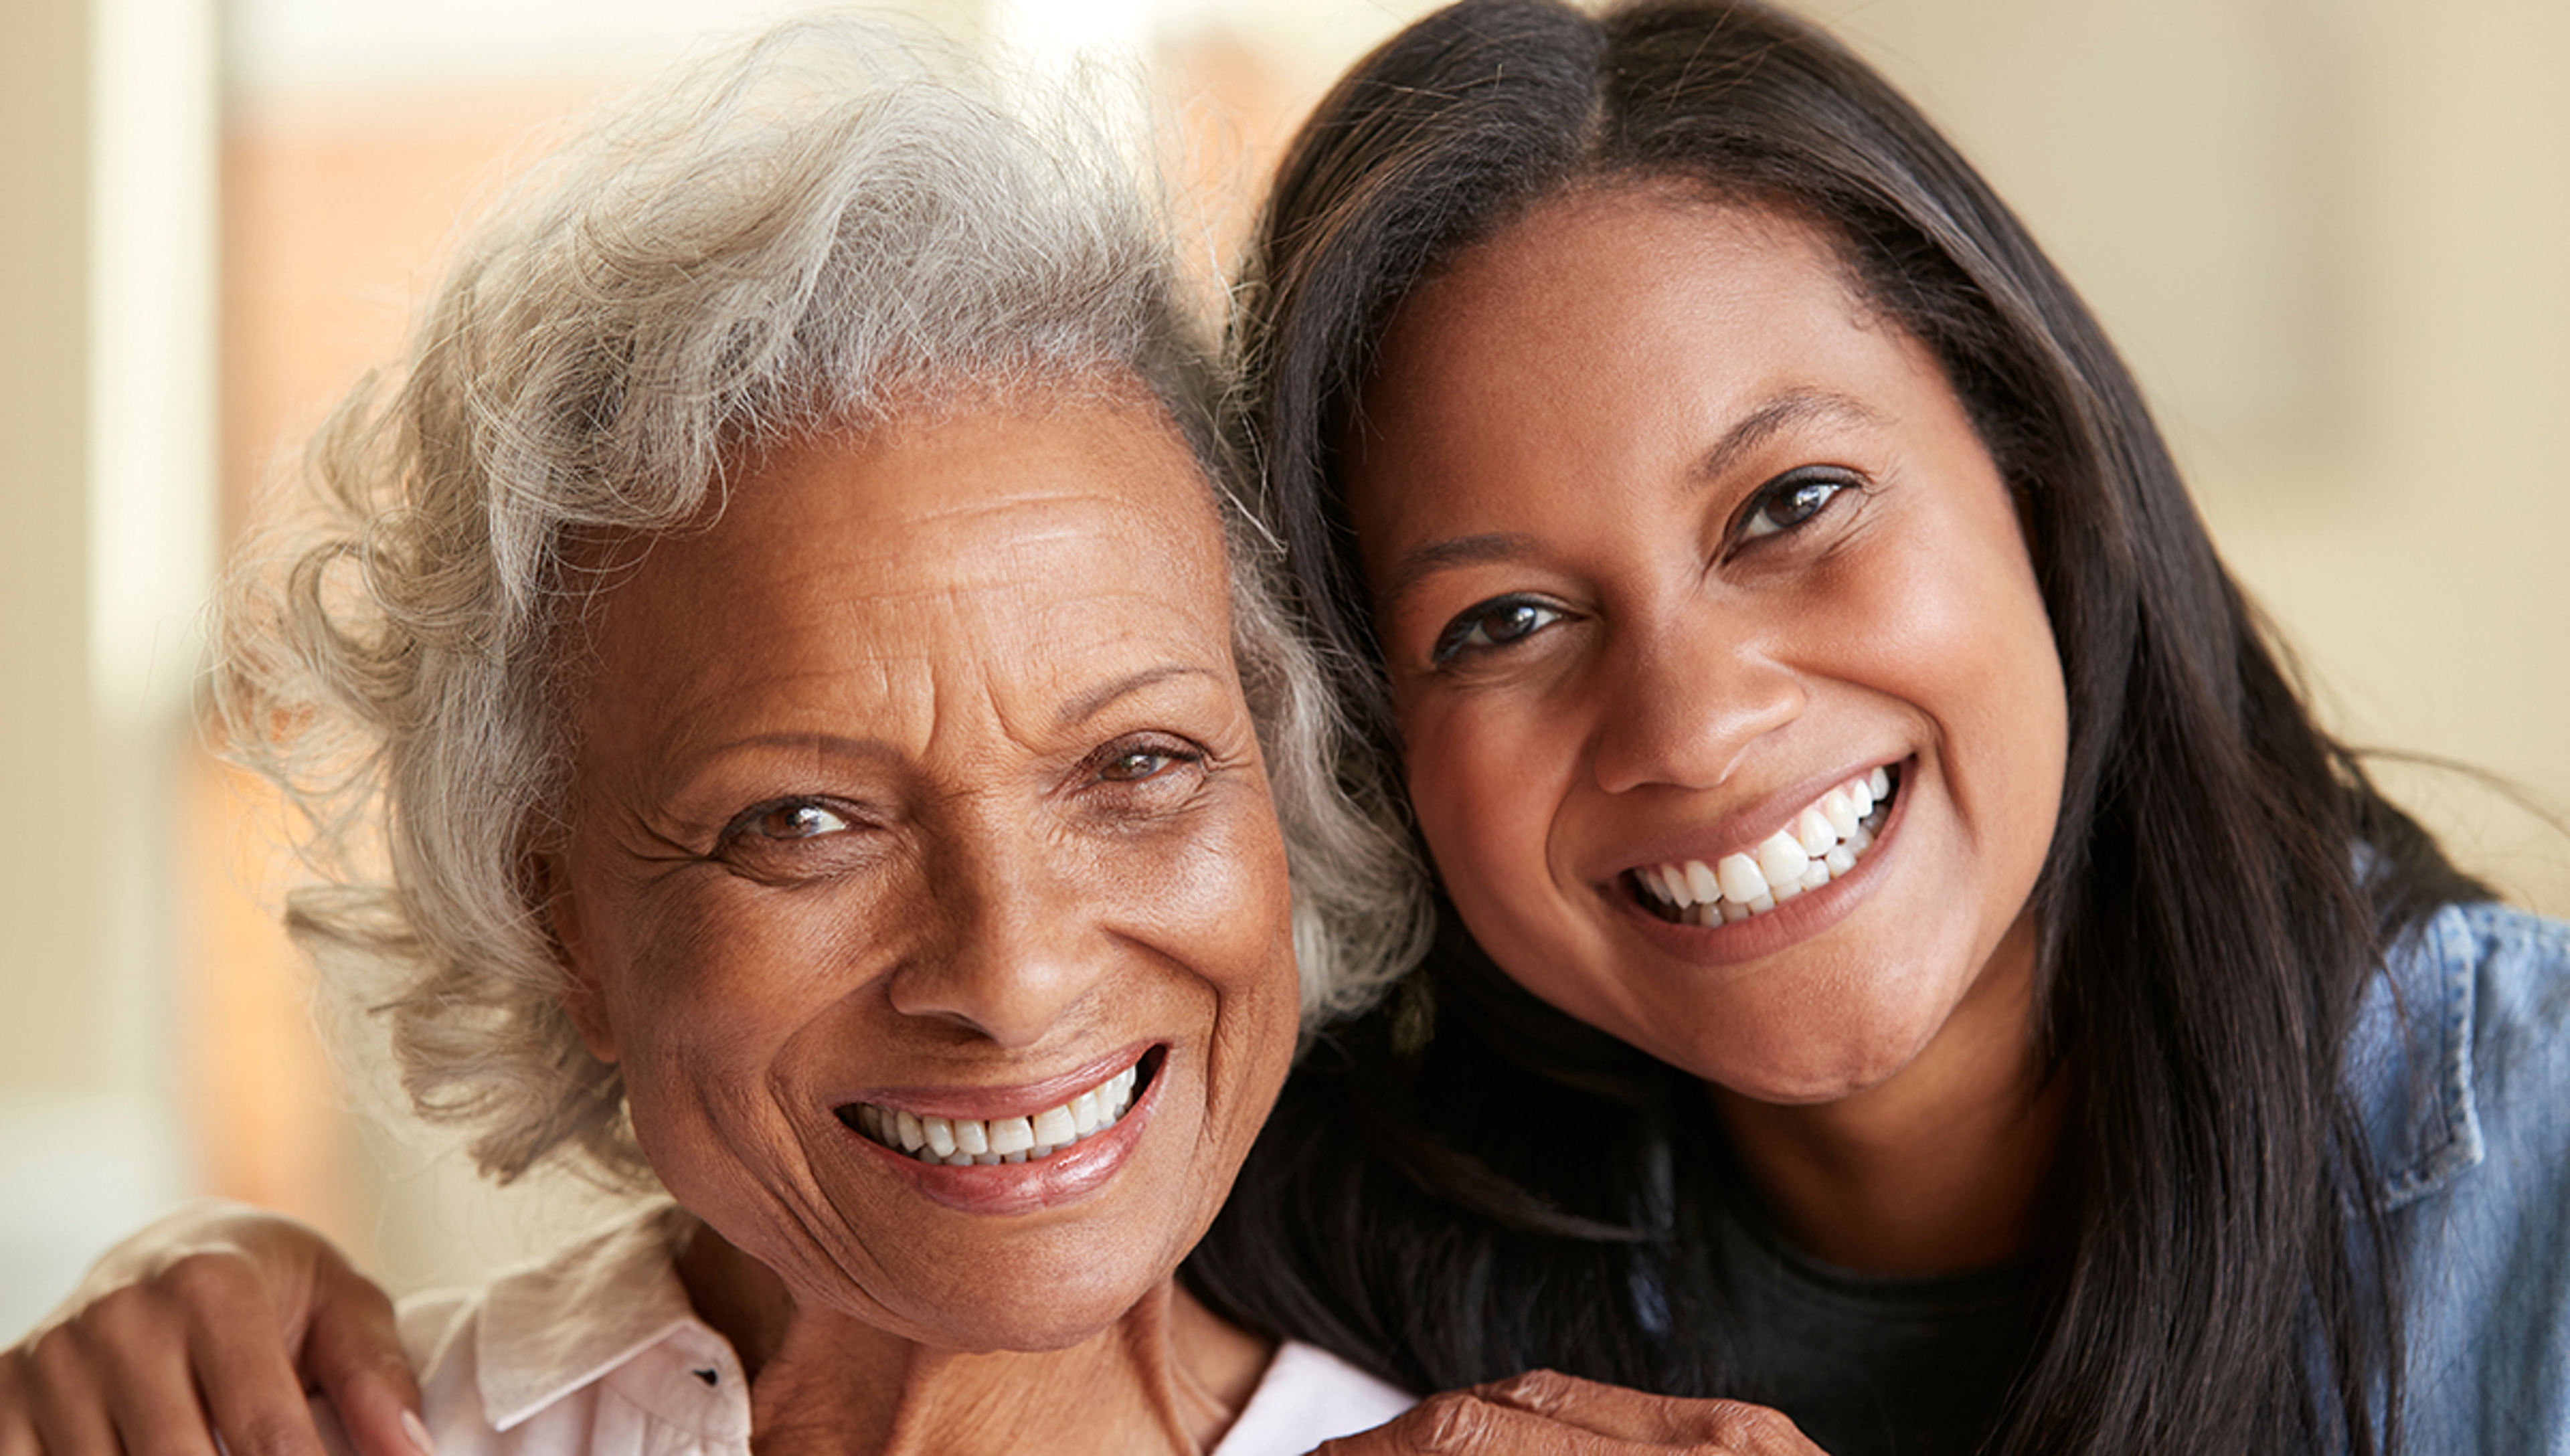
1185, 3, 2570, 1451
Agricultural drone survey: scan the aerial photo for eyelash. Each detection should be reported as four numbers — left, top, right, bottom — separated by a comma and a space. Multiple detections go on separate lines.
1084, 735, 1206, 787
1431, 594, 1566, 666
1735, 468, 1857, 544
717, 737, 1203, 840
1422, 469, 1859, 669
719, 798, 863, 850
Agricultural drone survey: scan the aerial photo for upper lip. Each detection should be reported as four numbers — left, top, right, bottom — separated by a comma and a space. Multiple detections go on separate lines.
1597, 757, 1904, 885
833, 1043, 1157, 1123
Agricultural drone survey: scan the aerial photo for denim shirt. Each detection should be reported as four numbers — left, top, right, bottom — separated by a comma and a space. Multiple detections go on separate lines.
2353, 901, 2570, 1450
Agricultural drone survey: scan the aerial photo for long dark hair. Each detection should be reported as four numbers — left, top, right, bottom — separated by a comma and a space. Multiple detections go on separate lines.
1182, 2, 2487, 1451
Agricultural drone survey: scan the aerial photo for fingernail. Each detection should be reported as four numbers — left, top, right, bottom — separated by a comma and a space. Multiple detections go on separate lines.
401, 1410, 436, 1456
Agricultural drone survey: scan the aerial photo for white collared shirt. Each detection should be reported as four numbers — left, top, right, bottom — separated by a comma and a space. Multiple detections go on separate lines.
392, 1202, 1414, 1456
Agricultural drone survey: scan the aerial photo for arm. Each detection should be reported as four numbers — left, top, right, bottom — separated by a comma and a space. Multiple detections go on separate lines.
1317, 1371, 1826, 1455
0, 1202, 422, 1456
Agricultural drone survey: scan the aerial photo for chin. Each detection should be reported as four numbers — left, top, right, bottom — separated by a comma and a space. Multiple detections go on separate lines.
864, 1227, 1185, 1354
1689, 996, 1951, 1107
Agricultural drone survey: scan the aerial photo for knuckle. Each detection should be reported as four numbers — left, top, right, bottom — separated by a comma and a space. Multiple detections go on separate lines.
1414, 1390, 1496, 1452
76, 1284, 166, 1342
21, 1327, 92, 1388
1699, 1401, 1810, 1452
161, 1252, 257, 1309
1480, 1368, 1576, 1413
226, 1408, 315, 1456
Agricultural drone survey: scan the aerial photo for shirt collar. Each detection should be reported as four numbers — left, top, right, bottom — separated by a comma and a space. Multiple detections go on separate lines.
473, 1200, 749, 1433
2346, 903, 2486, 1211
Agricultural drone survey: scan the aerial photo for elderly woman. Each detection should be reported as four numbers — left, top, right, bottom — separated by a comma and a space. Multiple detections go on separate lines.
7, 19, 1447, 1455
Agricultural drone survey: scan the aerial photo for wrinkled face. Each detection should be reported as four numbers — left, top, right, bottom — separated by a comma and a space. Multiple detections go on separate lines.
1345, 191, 2068, 1105
551, 398, 1300, 1353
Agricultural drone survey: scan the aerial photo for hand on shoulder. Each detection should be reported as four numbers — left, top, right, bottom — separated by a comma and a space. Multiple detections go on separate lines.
1316, 1370, 1825, 1455
0, 1200, 420, 1456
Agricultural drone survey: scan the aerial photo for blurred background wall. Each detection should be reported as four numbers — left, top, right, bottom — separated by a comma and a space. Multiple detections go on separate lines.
4, 0, 2564, 1329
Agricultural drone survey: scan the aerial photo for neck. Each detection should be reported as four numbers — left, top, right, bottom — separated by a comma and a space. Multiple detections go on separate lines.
675, 1225, 1272, 1456
1709, 913, 2069, 1275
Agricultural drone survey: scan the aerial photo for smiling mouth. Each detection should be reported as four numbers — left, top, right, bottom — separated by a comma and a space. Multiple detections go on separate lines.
837, 1049, 1160, 1168
1629, 765, 1899, 927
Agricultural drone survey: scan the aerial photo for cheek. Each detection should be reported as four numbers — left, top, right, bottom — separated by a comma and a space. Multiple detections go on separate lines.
1094, 802, 1301, 1035
1847, 519, 2067, 869
1398, 692, 1558, 875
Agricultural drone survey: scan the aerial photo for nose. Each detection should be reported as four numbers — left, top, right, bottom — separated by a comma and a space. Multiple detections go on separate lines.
1586, 619, 1805, 796
883, 811, 1116, 1048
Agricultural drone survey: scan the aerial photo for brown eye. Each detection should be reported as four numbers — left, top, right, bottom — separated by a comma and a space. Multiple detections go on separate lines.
1102, 749, 1177, 782
1432, 594, 1565, 666
1739, 472, 1853, 541
730, 800, 852, 842
1093, 735, 1204, 786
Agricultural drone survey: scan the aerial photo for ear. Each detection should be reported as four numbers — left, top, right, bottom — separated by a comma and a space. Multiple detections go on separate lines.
537, 850, 621, 1065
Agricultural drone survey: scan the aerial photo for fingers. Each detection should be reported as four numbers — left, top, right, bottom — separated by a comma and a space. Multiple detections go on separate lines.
296, 1258, 424, 1456
185, 1289, 333, 1456
1475, 1371, 1822, 1451
7, 1326, 125, 1456
1316, 1371, 1826, 1455
96, 1256, 329, 1456
0, 1202, 382, 1456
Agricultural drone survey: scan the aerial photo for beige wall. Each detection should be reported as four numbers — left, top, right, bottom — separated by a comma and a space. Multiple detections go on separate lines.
1, 0, 100, 1096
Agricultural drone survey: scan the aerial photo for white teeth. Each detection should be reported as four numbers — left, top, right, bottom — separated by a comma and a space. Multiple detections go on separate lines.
851, 1059, 1145, 1166
1031, 1105, 1076, 1148
1716, 852, 1767, 905
1755, 830, 1810, 889
1820, 789, 1860, 838
1630, 767, 1899, 929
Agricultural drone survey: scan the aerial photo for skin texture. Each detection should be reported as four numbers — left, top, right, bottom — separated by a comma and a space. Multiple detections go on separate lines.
540, 397, 1300, 1453
1345, 188, 2072, 1275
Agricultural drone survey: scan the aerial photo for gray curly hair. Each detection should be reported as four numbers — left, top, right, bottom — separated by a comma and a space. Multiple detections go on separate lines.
216, 15, 1428, 1188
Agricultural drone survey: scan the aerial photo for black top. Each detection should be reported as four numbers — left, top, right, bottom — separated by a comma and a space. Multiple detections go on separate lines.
1703, 1200, 2038, 1456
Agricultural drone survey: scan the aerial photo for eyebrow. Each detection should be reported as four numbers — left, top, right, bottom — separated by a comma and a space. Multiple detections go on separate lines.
1693, 387, 1887, 485
1371, 386, 1889, 611
1055, 662, 1221, 730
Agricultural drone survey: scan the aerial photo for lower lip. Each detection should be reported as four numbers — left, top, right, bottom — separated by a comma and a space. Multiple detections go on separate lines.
842, 1057, 1165, 1216
1614, 762, 1912, 968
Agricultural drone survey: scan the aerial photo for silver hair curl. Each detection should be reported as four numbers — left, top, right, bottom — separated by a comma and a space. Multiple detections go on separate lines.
215, 15, 1430, 1187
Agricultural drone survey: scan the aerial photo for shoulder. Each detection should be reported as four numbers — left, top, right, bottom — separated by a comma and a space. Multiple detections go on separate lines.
2358, 902, 2570, 1450
1211, 1341, 1417, 1456
394, 1202, 752, 1456
2350, 901, 2570, 1206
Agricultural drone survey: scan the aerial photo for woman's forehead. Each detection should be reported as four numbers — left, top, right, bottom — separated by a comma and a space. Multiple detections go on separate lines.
569, 401, 1241, 756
